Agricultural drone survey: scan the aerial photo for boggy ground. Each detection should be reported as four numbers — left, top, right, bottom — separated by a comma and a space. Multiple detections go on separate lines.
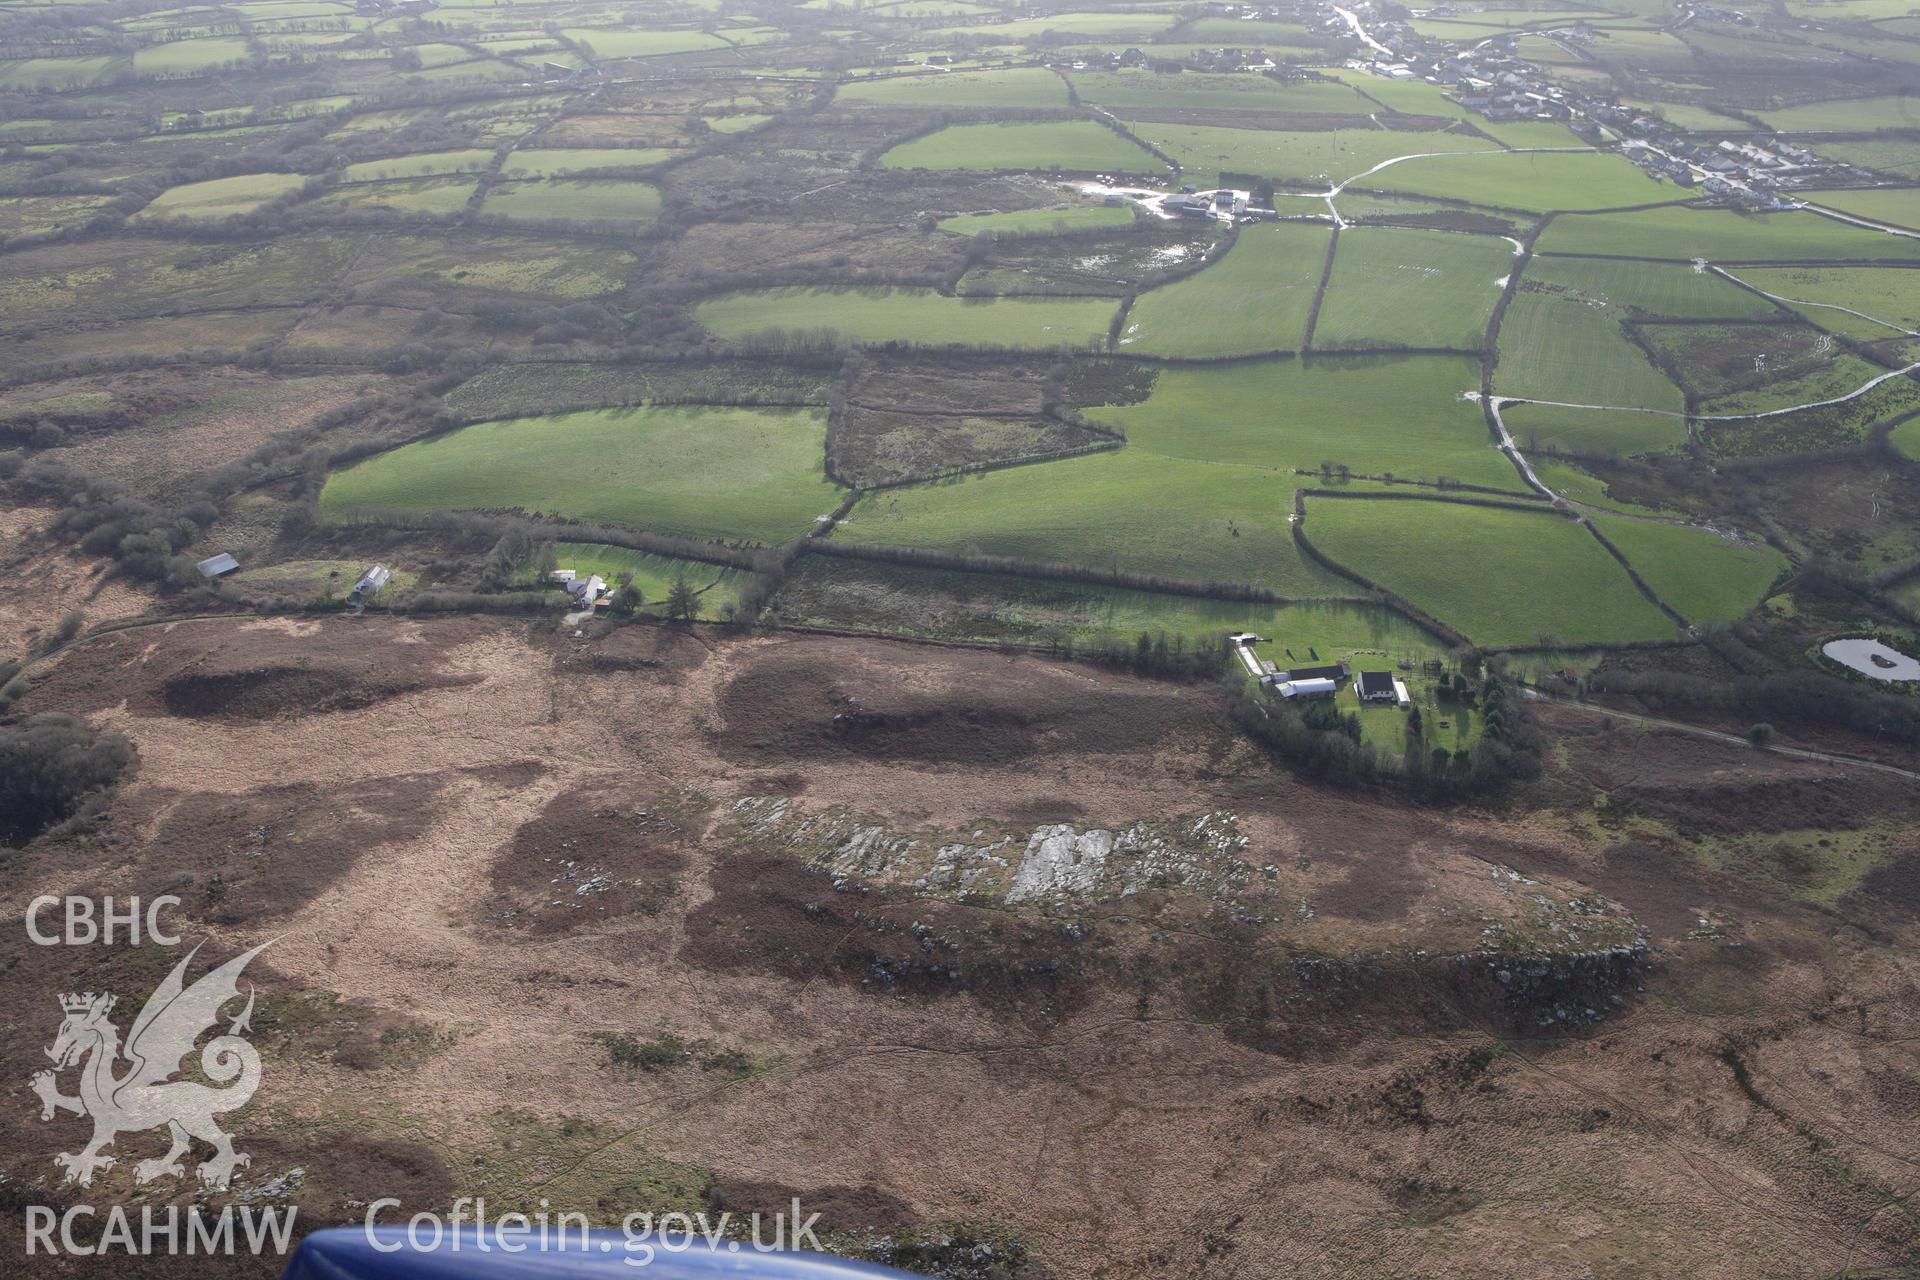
2, 616, 1917, 1278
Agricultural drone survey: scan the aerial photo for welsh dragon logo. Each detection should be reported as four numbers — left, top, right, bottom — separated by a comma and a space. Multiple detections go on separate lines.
31, 941, 270, 1190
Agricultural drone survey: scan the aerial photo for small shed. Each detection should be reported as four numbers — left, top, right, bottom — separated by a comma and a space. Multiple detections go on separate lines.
195, 553, 239, 579
348, 564, 391, 603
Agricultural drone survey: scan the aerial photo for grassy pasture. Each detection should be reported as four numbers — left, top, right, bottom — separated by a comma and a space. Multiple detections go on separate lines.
1891, 415, 1920, 460
362, 233, 633, 298
0, 194, 110, 238
1313, 227, 1513, 351
1527, 459, 1667, 515
311, 176, 479, 215
1812, 138, 1920, 180
1593, 517, 1786, 625
320, 405, 840, 543
923, 11, 1180, 40
1760, 94, 1920, 132
695, 286, 1118, 350
1699, 372, 1920, 457
836, 67, 1069, 108
1070, 70, 1373, 115
1521, 255, 1775, 320
1696, 349, 1902, 417
1494, 289, 1686, 416
1119, 220, 1329, 357
0, 55, 123, 89
131, 36, 251, 76
136, 172, 305, 220
1805, 188, 1920, 231
551, 543, 745, 617
1502, 402, 1687, 456
1641, 321, 1848, 405
445, 361, 834, 418
339, 149, 493, 181
938, 205, 1136, 237
500, 147, 676, 176
479, 178, 662, 226
839, 448, 1351, 595
774, 555, 1439, 653
1319, 68, 1580, 146
879, 121, 1159, 173
1538, 207, 1920, 262
707, 114, 770, 134
1734, 265, 1920, 339
1361, 150, 1674, 214
1132, 122, 1495, 186
562, 28, 726, 58
0, 311, 302, 376
1092, 353, 1522, 491
1304, 496, 1677, 645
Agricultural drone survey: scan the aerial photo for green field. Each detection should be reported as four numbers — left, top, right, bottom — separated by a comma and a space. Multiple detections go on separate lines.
0, 55, 123, 90
313, 176, 479, 215
550, 542, 746, 617
1313, 227, 1513, 351
1804, 188, 1920, 231
1362, 150, 1675, 214
1092, 354, 1522, 491
924, 11, 1179, 40
479, 178, 662, 226
1120, 220, 1329, 357
836, 67, 1069, 108
879, 121, 1159, 173
838, 448, 1351, 595
694, 286, 1117, 350
320, 405, 841, 543
1891, 415, 1920, 460
1811, 138, 1920, 180
131, 36, 252, 77
1495, 288, 1687, 417
1502, 402, 1687, 457
1071, 70, 1372, 116
1733, 265, 1920, 340
1303, 496, 1678, 645
1131, 122, 1495, 186
136, 172, 306, 220
500, 147, 676, 176
562, 27, 726, 58
339, 148, 494, 182
938, 204, 1136, 237
1520, 255, 1776, 319
1537, 206, 1920, 262
1593, 516, 1787, 625
773, 555, 1440, 652
362, 232, 633, 298
0, 194, 111, 238
1760, 93, 1920, 132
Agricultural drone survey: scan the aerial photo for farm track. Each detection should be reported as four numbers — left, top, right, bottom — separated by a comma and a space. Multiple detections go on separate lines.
1525, 689, 1920, 784
1712, 264, 1920, 337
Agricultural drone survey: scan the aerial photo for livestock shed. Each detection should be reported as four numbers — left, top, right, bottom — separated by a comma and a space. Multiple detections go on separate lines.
195, 552, 239, 579
1268, 676, 1338, 700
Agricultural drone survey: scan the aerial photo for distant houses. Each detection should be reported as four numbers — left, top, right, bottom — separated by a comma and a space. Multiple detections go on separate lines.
195, 553, 239, 580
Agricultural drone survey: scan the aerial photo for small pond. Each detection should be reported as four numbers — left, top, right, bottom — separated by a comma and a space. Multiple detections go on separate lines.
1822, 637, 1920, 683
